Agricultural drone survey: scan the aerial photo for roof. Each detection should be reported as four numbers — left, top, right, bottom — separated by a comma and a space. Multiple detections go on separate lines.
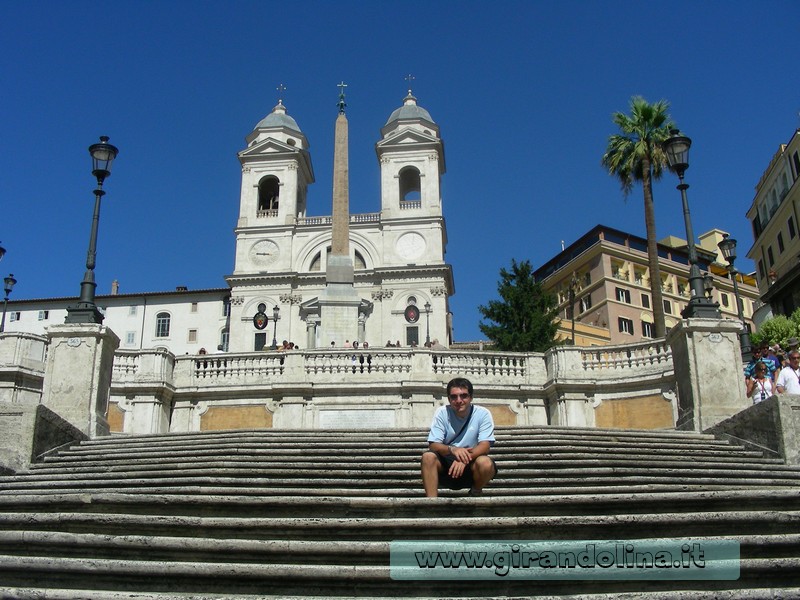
384, 92, 436, 126
254, 101, 302, 133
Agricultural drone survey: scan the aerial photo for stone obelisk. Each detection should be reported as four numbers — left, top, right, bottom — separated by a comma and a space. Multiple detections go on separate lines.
319, 82, 360, 345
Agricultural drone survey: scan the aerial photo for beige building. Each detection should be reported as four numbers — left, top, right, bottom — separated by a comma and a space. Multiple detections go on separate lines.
746, 128, 800, 322
534, 225, 759, 346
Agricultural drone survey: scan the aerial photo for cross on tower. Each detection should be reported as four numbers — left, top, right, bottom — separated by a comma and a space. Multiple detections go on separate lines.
405, 73, 415, 94
337, 81, 347, 114
276, 83, 286, 104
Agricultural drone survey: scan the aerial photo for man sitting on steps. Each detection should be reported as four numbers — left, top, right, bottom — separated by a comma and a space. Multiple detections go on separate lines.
421, 377, 497, 498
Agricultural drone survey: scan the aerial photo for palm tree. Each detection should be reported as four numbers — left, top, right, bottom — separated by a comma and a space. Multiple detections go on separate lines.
602, 96, 674, 338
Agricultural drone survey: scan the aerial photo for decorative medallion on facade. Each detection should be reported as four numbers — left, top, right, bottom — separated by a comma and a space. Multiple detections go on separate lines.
430, 286, 447, 297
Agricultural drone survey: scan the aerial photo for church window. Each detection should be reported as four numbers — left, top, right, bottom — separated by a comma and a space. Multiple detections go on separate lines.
257, 176, 280, 215
155, 312, 171, 338
309, 251, 322, 272
399, 167, 421, 203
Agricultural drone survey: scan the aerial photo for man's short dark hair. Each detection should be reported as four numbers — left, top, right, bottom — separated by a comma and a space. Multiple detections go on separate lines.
446, 377, 473, 397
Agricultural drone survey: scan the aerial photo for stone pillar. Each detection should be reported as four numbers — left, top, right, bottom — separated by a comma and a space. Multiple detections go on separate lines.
666, 318, 747, 432
306, 318, 317, 350
42, 324, 120, 438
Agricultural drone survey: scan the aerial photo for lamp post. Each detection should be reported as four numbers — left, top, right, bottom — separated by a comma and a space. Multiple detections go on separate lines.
271, 305, 280, 350
1, 274, 16, 333
718, 234, 753, 361
424, 301, 431, 346
662, 129, 720, 319
568, 272, 578, 345
65, 136, 119, 324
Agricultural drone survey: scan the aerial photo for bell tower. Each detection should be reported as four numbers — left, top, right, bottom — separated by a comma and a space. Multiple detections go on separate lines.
232, 96, 314, 275
375, 88, 445, 219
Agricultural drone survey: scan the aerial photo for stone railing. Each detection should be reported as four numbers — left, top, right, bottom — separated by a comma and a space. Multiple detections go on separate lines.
0, 333, 48, 404
296, 213, 381, 226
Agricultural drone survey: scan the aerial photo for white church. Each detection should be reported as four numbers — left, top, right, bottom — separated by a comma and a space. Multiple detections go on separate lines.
5, 89, 455, 354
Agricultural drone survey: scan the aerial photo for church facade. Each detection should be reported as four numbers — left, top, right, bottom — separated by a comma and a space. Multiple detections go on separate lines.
3, 91, 455, 353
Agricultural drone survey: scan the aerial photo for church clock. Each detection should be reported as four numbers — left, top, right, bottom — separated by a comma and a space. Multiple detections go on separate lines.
250, 239, 280, 267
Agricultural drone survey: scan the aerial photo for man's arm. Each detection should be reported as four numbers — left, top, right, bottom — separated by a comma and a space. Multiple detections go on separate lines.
776, 371, 786, 393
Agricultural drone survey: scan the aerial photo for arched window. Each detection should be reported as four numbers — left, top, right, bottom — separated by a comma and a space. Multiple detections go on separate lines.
258, 176, 280, 214
354, 250, 366, 270
155, 312, 171, 338
399, 167, 421, 202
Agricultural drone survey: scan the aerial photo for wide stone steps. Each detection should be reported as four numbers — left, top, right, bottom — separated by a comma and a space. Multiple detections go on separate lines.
1, 425, 799, 597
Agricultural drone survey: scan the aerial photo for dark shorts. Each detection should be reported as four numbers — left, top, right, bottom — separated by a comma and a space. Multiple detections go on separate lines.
427, 451, 498, 490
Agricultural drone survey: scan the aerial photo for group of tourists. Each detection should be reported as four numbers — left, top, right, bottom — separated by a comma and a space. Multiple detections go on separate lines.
744, 337, 800, 403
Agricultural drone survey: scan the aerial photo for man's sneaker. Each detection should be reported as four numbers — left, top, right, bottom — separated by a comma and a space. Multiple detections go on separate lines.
467, 488, 483, 496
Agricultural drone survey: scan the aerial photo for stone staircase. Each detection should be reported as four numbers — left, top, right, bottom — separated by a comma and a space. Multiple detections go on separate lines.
0, 425, 799, 598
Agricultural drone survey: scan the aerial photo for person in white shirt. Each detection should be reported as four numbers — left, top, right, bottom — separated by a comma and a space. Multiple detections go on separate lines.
776, 351, 800, 395
746, 362, 774, 403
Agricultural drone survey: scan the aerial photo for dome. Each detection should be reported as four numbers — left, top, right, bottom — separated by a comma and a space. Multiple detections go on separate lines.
384, 92, 435, 126
254, 101, 302, 133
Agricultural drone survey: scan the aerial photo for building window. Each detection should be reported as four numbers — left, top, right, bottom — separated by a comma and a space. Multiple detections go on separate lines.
663, 299, 672, 314
406, 326, 419, 346
721, 293, 730, 308
768, 246, 775, 267
155, 312, 171, 338
220, 328, 229, 352
615, 287, 631, 304
579, 294, 592, 313
222, 299, 231, 317
618, 317, 634, 335
9, 311, 20, 322
641, 321, 654, 338
611, 261, 627, 281
125, 332, 136, 346
188, 329, 198, 343
778, 232, 785, 253
129, 306, 137, 316
758, 259, 765, 279
641, 293, 650, 309
583, 271, 591, 286
793, 151, 800, 179
37, 310, 49, 321
633, 268, 647, 286
789, 217, 797, 240
191, 302, 198, 313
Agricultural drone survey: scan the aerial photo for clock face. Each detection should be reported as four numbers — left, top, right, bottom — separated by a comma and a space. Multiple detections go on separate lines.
250, 240, 280, 267
396, 232, 426, 261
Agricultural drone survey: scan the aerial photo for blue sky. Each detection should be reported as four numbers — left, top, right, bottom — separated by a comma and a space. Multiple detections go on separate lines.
2, 1, 798, 342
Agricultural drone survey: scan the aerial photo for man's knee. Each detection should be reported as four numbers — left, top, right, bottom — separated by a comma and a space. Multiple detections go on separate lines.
472, 455, 496, 477
421, 451, 440, 468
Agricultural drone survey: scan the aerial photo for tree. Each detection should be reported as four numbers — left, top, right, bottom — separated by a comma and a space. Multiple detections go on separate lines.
602, 96, 674, 338
479, 259, 559, 352
751, 315, 797, 347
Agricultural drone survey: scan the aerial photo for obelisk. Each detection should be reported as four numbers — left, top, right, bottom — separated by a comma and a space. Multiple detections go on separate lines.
319, 82, 360, 345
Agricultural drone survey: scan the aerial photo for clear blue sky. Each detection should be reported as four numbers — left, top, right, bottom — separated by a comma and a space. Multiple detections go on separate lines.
2, 1, 798, 342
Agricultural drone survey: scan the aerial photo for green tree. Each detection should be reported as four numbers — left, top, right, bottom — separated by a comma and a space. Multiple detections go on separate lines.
479, 259, 559, 352
751, 315, 798, 347
602, 96, 674, 338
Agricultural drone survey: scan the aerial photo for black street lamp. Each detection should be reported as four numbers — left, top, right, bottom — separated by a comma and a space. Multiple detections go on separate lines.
568, 272, 578, 345
662, 129, 720, 319
271, 305, 280, 350
66, 136, 119, 324
424, 301, 431, 346
1, 273, 17, 333
718, 234, 753, 361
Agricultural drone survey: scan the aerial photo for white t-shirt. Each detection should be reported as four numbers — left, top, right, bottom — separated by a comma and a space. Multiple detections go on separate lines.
776, 368, 800, 395
749, 377, 773, 403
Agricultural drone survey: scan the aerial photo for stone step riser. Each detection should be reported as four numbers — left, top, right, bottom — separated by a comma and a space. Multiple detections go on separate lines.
0, 556, 797, 597
4, 511, 799, 540
1, 531, 799, 565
